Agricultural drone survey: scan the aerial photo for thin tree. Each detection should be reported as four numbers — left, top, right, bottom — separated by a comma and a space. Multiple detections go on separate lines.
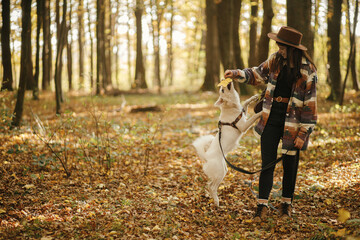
12, 0, 33, 127
202, 0, 220, 91
347, 0, 360, 91
126, 0, 132, 86
257, 0, 274, 64
33, 0, 43, 100
149, 0, 167, 94
66, 0, 73, 90
134, 0, 147, 89
55, 0, 64, 101
96, 0, 106, 94
165, 0, 174, 87
327, 0, 342, 101
340, 0, 359, 105
42, 0, 52, 90
248, 0, 259, 67
78, 0, 85, 89
1, 0, 13, 91
54, 0, 68, 114
87, 0, 94, 90
114, 1, 121, 86
104, 0, 112, 90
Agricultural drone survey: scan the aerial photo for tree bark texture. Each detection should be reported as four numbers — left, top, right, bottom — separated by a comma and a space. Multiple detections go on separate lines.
104, 0, 112, 89
96, 0, 106, 94
216, 0, 244, 70
1, 0, 14, 91
12, 0, 33, 127
248, 0, 259, 67
134, 0, 147, 89
202, 0, 220, 91
327, 0, 342, 101
42, 0, 52, 90
340, 0, 359, 105
67, 0, 73, 91
287, 0, 314, 58
87, 1, 94, 89
257, 0, 273, 65
33, 0, 43, 99
54, 0, 68, 113
348, 0, 360, 91
78, 0, 85, 89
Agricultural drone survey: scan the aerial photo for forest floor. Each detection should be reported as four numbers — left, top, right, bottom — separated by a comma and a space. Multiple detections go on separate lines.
0, 90, 359, 240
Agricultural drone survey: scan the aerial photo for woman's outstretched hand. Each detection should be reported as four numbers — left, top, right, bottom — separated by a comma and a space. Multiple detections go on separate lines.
224, 69, 244, 79
224, 70, 235, 78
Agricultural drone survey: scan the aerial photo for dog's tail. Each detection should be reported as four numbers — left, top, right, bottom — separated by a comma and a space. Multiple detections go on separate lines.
192, 135, 214, 161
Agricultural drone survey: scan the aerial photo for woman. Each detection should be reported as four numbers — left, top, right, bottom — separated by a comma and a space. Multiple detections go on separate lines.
224, 26, 317, 220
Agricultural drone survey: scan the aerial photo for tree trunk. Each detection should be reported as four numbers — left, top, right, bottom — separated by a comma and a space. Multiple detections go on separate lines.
33, 0, 43, 99
257, 0, 273, 64
54, 0, 68, 114
327, 0, 342, 101
134, 0, 147, 89
96, 0, 106, 94
55, 0, 64, 102
287, 0, 314, 58
202, 0, 220, 91
165, 0, 174, 87
114, 1, 121, 87
351, 43, 359, 91
87, 1, 94, 90
150, 0, 165, 94
1, 0, 14, 91
126, 0, 132, 86
25, 0, 35, 92
348, 0, 360, 91
12, 0, 33, 127
105, 0, 112, 89
217, 0, 244, 70
42, 0, 52, 90
248, 0, 259, 67
78, 0, 85, 89
67, 0, 73, 91
340, 0, 359, 105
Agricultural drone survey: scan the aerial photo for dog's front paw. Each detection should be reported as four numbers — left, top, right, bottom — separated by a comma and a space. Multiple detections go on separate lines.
250, 94, 260, 102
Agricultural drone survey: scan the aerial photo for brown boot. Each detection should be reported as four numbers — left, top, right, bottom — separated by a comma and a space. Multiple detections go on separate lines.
253, 204, 268, 222
279, 202, 292, 218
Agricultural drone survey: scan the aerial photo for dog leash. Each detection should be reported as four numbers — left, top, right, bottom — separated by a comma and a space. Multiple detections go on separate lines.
218, 121, 287, 175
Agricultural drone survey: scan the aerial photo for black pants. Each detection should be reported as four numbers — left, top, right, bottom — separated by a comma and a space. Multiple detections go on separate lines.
259, 102, 299, 200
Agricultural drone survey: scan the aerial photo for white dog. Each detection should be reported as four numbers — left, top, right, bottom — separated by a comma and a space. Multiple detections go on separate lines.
193, 81, 262, 206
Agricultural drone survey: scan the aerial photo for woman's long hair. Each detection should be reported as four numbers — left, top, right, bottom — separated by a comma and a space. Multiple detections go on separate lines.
270, 42, 317, 84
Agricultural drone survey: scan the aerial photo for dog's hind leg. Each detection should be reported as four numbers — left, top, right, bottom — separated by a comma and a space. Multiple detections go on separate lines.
206, 164, 227, 207
208, 180, 219, 206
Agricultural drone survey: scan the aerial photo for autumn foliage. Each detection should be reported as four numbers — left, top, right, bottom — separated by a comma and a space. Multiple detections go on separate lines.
0, 91, 359, 239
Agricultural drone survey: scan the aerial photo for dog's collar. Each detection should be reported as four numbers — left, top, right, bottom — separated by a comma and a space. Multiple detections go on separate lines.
218, 108, 245, 131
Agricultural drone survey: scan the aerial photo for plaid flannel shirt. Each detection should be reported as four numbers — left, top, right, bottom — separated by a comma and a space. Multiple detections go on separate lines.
235, 53, 318, 155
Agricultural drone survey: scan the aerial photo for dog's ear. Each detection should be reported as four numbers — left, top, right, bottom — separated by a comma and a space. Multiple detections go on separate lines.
214, 97, 224, 106
227, 82, 232, 91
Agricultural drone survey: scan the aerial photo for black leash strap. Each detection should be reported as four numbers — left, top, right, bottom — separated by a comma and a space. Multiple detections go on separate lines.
218, 123, 285, 174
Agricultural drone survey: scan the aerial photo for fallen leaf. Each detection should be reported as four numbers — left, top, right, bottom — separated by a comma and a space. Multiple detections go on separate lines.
333, 228, 346, 237
152, 225, 161, 231
23, 184, 35, 189
337, 208, 350, 223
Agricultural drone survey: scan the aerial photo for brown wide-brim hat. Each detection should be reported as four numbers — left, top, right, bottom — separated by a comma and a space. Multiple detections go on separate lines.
268, 26, 307, 51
